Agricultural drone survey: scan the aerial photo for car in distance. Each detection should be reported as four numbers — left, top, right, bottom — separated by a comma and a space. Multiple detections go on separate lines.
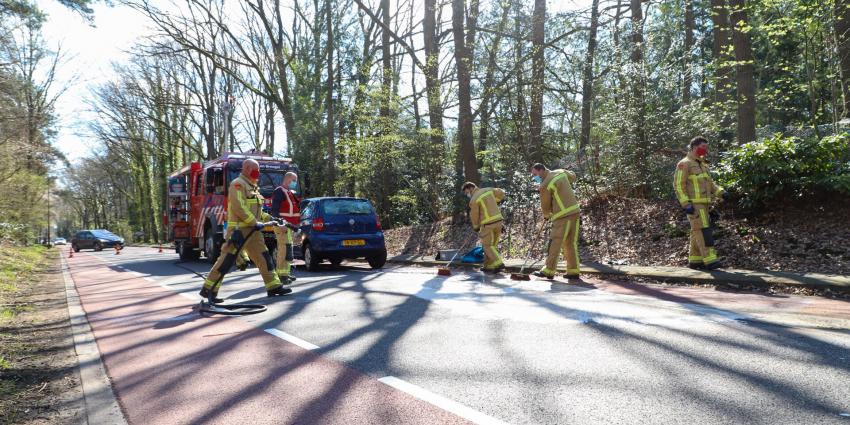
298, 197, 386, 271
52, 237, 67, 245
72, 230, 125, 252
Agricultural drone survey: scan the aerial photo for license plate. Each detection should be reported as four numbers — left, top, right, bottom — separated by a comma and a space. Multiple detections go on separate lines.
342, 239, 365, 246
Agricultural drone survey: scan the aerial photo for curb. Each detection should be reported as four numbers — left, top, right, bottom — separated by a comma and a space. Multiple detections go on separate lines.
61, 254, 128, 425
387, 256, 850, 291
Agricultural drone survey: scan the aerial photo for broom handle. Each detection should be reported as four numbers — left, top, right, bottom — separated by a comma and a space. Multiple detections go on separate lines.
519, 222, 549, 274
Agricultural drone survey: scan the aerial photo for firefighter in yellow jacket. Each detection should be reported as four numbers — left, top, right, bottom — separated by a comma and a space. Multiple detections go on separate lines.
462, 182, 505, 273
531, 163, 581, 279
199, 159, 292, 301
674, 136, 729, 270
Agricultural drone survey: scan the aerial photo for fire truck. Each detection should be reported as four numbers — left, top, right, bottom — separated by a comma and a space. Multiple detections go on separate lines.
166, 152, 301, 263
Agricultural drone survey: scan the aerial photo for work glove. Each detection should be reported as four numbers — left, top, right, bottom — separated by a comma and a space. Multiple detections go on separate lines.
721, 191, 731, 202
683, 203, 695, 215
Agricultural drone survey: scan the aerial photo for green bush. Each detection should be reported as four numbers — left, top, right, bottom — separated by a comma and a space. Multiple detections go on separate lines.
717, 133, 850, 208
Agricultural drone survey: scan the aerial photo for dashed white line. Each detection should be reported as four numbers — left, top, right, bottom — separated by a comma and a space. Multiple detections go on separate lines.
378, 376, 511, 425
264, 328, 320, 350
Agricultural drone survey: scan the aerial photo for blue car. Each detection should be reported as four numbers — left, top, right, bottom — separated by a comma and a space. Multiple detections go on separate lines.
71, 229, 125, 252
298, 197, 387, 271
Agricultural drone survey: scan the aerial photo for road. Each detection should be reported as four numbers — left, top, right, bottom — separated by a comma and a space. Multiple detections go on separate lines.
67, 247, 850, 424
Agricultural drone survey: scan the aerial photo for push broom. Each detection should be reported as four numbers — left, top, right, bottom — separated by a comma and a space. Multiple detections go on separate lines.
510, 222, 549, 281
436, 237, 476, 276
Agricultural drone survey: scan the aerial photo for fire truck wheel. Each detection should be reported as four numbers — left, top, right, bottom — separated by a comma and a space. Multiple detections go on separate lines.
205, 230, 221, 264
178, 242, 200, 262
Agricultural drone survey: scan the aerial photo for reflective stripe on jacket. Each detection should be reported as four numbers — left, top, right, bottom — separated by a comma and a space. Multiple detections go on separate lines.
226, 175, 270, 229
540, 169, 579, 221
674, 153, 723, 206
469, 187, 505, 228
271, 187, 300, 225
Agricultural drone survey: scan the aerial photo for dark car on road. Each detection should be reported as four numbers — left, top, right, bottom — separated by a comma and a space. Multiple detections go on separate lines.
298, 197, 386, 271
72, 229, 125, 252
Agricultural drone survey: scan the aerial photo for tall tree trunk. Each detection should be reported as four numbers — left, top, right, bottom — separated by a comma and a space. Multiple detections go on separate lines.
835, 0, 850, 118
630, 0, 648, 188
529, 0, 546, 163
579, 0, 600, 163
380, 0, 392, 119
477, 2, 510, 173
423, 0, 444, 213
711, 0, 733, 104
683, 0, 694, 104
325, 0, 336, 189
729, 0, 756, 144
452, 0, 480, 184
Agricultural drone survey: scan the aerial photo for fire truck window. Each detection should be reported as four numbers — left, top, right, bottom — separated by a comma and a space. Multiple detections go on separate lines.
204, 168, 225, 195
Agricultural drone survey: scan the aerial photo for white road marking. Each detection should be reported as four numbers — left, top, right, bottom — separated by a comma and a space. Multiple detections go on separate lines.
264, 328, 320, 350
378, 376, 511, 425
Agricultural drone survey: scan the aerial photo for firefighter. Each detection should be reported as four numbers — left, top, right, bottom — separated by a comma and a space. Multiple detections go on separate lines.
271, 172, 300, 283
199, 159, 291, 301
674, 136, 729, 270
530, 163, 581, 280
462, 182, 505, 274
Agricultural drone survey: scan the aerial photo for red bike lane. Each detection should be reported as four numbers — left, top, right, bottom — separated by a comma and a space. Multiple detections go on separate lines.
66, 251, 470, 425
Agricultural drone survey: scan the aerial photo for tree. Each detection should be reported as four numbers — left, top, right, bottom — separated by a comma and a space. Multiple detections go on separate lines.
529, 0, 545, 163
452, 0, 480, 184
729, 0, 755, 144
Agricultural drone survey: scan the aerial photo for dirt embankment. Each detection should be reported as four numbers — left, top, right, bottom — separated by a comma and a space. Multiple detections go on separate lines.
384, 196, 850, 275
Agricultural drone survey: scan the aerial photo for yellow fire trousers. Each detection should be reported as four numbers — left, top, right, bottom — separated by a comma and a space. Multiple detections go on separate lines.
203, 228, 281, 295
541, 214, 580, 276
687, 204, 718, 265
478, 221, 504, 269
273, 226, 294, 277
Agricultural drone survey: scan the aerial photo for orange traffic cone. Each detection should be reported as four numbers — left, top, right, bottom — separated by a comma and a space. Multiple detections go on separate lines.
69, 247, 74, 258
158, 243, 163, 253
114, 245, 121, 255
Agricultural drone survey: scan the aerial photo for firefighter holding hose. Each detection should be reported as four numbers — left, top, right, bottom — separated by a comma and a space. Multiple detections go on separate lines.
199, 159, 292, 301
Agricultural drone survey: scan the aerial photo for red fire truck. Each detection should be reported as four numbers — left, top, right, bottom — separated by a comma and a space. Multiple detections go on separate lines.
166, 152, 301, 262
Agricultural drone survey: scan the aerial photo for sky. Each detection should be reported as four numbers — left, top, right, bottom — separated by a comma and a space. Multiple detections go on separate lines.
37, 0, 149, 163
39, 0, 591, 164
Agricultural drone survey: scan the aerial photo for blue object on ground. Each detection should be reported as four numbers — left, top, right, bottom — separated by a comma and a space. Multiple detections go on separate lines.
461, 246, 485, 263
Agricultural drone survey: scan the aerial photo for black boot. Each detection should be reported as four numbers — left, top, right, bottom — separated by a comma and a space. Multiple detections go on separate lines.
532, 270, 555, 279
688, 263, 705, 270
267, 286, 293, 297
199, 287, 223, 303
704, 261, 723, 270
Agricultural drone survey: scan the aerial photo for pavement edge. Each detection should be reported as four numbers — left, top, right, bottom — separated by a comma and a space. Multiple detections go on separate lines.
387, 255, 850, 291
60, 254, 128, 425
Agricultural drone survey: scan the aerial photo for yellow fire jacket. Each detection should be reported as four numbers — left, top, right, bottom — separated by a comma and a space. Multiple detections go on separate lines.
226, 175, 271, 230
674, 152, 724, 206
539, 169, 579, 221
469, 187, 505, 229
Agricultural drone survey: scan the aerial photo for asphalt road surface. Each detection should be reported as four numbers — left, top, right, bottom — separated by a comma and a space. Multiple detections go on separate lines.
71, 247, 850, 424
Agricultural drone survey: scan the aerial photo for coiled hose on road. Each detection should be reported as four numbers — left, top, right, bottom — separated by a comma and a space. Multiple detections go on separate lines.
174, 227, 269, 316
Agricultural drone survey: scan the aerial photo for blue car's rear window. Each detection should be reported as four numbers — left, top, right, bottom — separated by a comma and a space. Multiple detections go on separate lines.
91, 230, 119, 239
322, 199, 373, 215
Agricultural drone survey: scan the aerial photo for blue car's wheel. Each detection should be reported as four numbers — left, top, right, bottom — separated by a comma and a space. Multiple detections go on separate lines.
303, 242, 321, 272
